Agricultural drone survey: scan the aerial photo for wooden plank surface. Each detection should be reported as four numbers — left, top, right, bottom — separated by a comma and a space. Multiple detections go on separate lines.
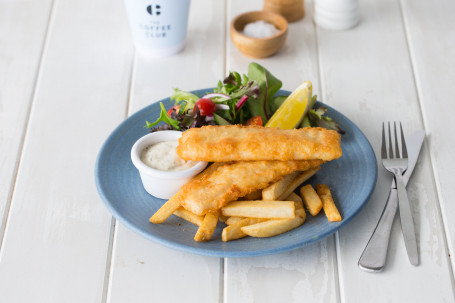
106, 1, 225, 302
400, 0, 455, 275
0, 0, 134, 301
0, 0, 53, 245
0, 0, 454, 301
315, 0, 455, 301
225, 240, 339, 303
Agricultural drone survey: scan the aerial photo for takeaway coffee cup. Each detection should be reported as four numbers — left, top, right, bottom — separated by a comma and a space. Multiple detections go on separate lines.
124, 0, 191, 57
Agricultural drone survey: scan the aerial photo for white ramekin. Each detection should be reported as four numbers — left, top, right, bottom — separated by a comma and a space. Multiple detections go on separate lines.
131, 130, 208, 199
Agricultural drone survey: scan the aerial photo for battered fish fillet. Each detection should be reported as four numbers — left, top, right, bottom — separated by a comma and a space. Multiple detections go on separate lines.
176, 125, 342, 162
172, 160, 323, 216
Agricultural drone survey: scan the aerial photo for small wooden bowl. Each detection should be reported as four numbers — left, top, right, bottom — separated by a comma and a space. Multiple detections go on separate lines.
230, 11, 288, 58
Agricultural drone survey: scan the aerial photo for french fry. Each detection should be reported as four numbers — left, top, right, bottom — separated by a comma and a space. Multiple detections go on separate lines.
149, 195, 181, 224
297, 207, 306, 221
262, 172, 300, 200
243, 190, 263, 200
240, 209, 306, 238
276, 166, 321, 200
225, 216, 244, 225
222, 200, 295, 219
173, 207, 204, 226
300, 184, 323, 216
222, 217, 265, 242
316, 184, 342, 222
285, 192, 304, 210
286, 192, 302, 203
194, 211, 220, 242
218, 214, 229, 223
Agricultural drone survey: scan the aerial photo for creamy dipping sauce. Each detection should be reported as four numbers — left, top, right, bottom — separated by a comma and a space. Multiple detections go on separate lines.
140, 140, 197, 171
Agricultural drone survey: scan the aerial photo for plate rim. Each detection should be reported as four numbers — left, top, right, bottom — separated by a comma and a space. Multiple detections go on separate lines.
95, 88, 378, 257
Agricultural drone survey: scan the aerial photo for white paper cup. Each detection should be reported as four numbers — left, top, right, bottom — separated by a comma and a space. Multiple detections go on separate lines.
123, 0, 191, 57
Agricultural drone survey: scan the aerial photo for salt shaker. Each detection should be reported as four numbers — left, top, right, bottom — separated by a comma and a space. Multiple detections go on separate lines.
314, 0, 359, 30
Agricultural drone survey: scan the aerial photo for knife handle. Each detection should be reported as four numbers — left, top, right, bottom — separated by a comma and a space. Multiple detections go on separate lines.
358, 190, 398, 272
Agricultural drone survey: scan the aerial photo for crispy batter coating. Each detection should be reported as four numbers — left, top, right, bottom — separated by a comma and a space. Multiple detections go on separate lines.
176, 125, 342, 162
174, 160, 324, 216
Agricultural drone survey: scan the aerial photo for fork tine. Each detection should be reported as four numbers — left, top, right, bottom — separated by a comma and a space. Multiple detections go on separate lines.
400, 122, 408, 158
388, 122, 394, 158
381, 123, 387, 159
394, 122, 400, 158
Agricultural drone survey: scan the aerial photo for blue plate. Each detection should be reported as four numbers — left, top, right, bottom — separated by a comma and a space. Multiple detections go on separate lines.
95, 89, 377, 257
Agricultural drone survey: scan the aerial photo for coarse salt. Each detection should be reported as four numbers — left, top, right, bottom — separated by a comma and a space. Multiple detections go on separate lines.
243, 20, 280, 38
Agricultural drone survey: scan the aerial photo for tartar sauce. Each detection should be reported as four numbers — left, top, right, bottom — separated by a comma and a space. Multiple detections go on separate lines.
140, 140, 197, 171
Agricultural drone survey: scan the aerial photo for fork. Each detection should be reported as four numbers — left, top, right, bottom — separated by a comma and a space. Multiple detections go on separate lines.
382, 122, 418, 265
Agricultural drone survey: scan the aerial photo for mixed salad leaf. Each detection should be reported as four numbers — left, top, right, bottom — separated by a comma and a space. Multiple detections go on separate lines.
145, 62, 344, 134
301, 95, 345, 134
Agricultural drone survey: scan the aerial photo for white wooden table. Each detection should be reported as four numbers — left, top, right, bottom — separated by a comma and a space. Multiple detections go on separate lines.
1, 0, 455, 302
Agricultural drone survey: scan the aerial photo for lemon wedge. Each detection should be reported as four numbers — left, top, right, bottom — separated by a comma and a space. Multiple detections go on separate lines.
265, 81, 312, 129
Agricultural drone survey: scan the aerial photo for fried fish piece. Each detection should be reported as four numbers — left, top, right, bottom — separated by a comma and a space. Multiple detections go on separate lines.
176, 125, 342, 162
150, 160, 324, 221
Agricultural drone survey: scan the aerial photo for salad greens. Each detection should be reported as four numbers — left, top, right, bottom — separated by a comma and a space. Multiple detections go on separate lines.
145, 62, 343, 134
301, 95, 345, 134
145, 103, 180, 130
245, 62, 283, 123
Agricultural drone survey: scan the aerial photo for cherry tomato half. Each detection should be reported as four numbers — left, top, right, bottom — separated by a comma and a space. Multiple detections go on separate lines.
167, 105, 180, 116
244, 116, 263, 126
194, 98, 215, 116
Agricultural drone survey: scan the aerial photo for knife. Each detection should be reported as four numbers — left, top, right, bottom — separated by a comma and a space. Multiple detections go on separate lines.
358, 131, 425, 272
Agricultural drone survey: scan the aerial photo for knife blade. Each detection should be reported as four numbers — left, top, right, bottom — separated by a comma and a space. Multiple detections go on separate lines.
358, 130, 425, 272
